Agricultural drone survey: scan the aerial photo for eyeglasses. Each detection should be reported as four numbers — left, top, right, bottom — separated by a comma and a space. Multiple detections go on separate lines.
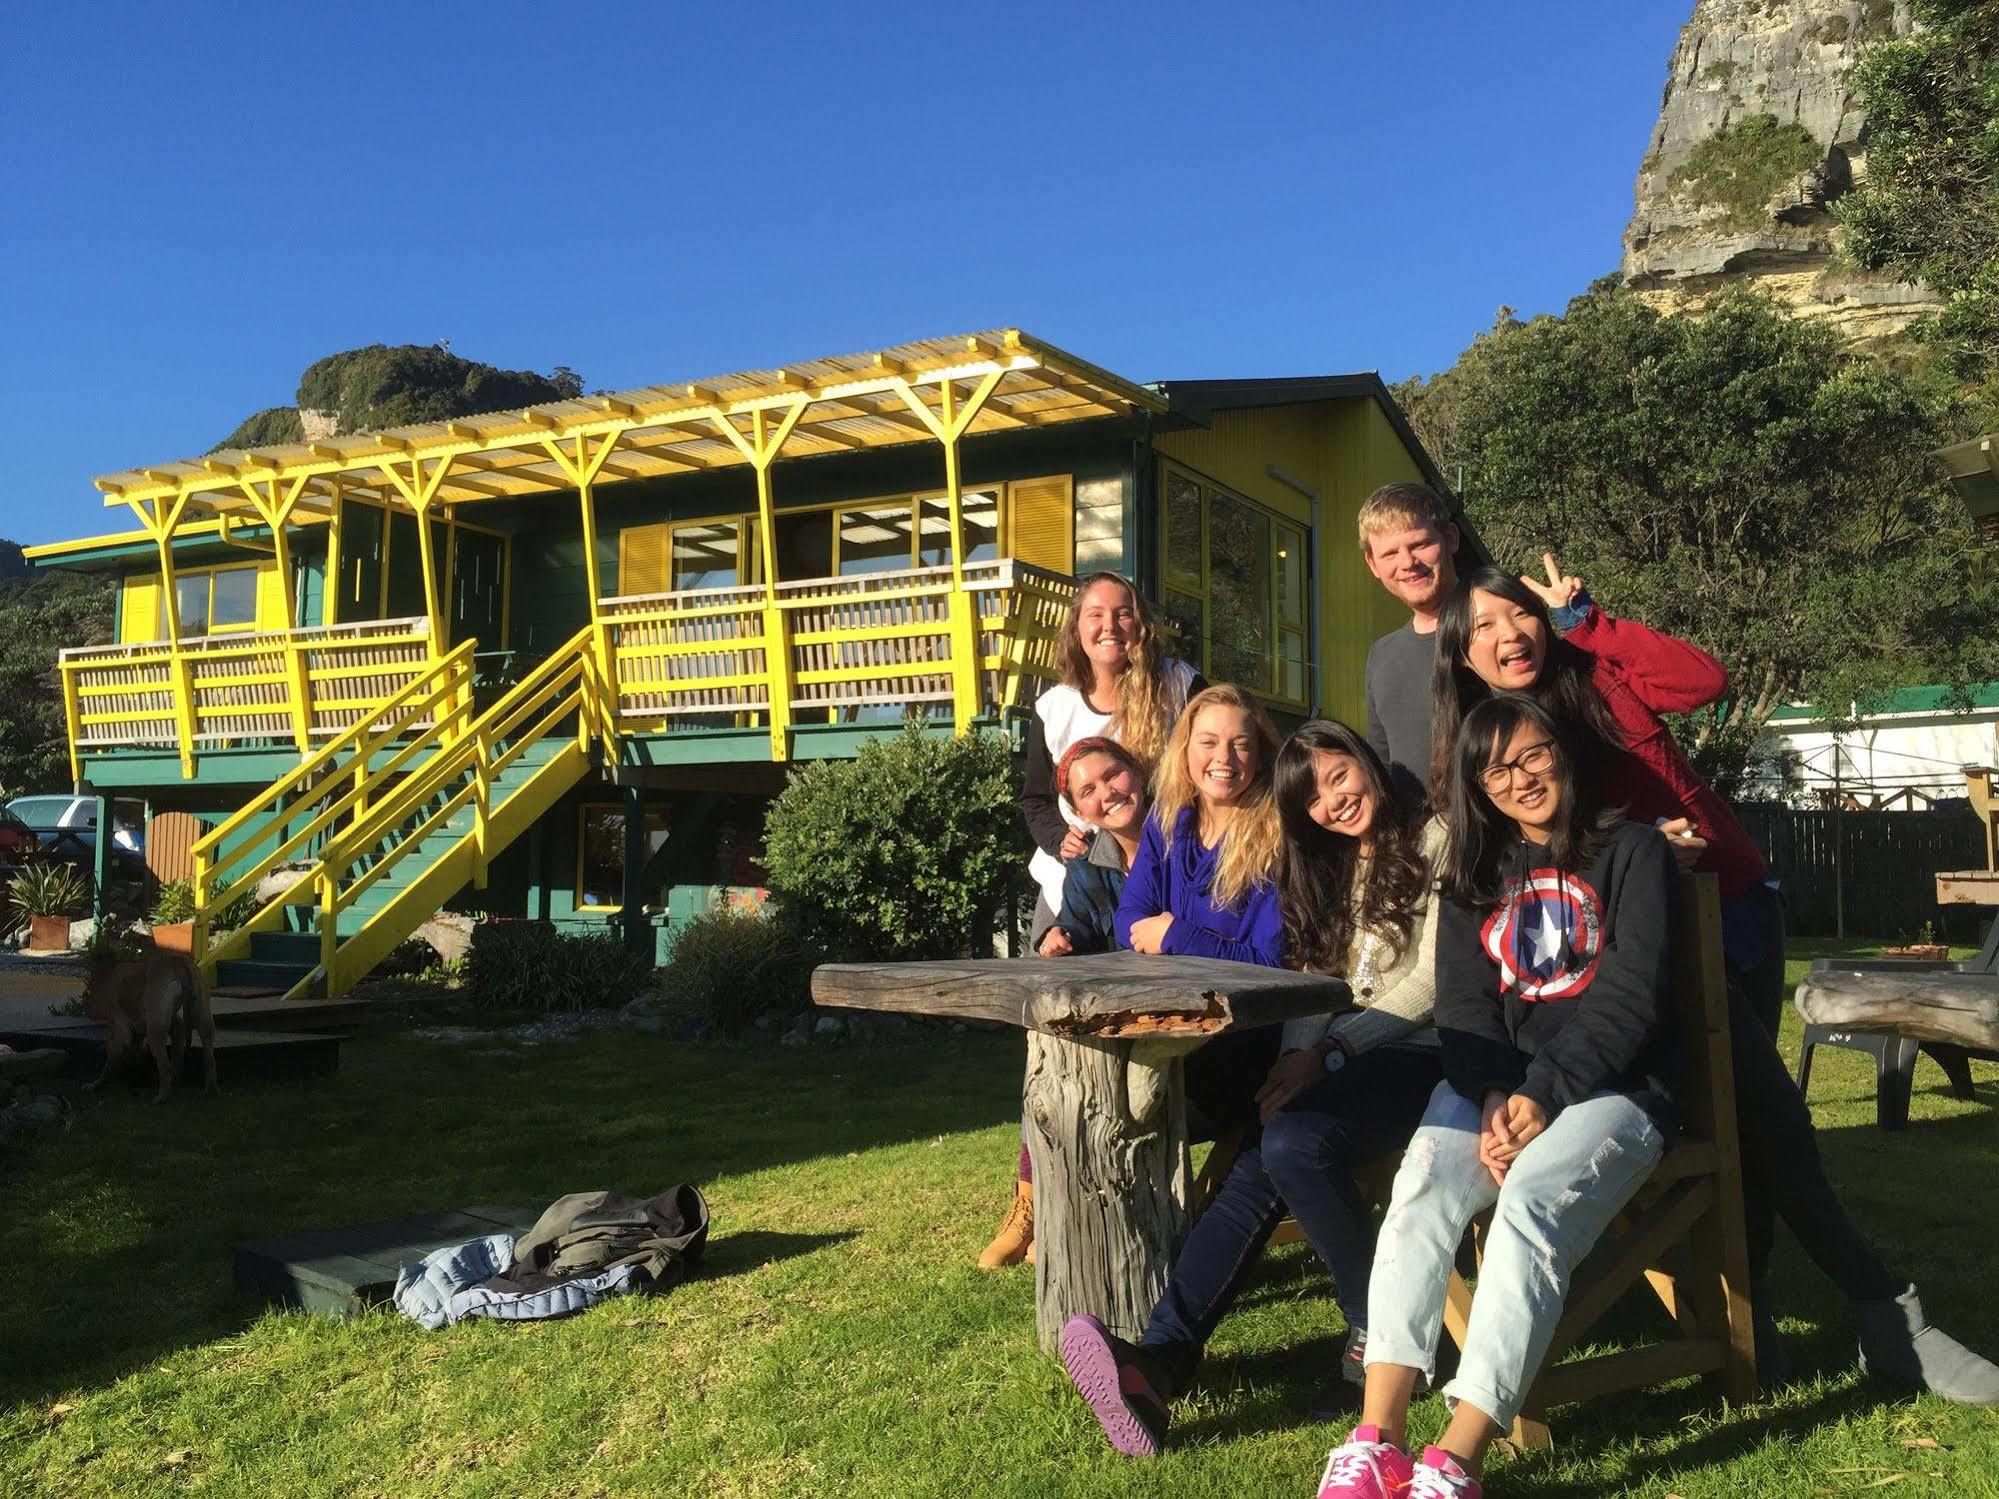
1477, 740, 1556, 795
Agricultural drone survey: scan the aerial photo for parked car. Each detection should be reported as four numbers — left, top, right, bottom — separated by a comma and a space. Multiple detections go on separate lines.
5, 795, 145, 854
5, 795, 147, 881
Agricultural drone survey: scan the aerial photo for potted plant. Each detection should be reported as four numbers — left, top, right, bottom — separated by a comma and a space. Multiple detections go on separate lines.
8, 862, 90, 952
150, 878, 197, 954
1883, 921, 1951, 962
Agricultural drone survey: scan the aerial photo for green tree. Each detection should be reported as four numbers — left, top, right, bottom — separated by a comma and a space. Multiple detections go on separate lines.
1432, 287, 1999, 792
0, 558, 115, 792
1839, 0, 1999, 417
760, 725, 1026, 961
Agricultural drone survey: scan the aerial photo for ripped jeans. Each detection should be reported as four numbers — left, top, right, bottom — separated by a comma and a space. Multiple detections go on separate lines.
1364, 1081, 1664, 1431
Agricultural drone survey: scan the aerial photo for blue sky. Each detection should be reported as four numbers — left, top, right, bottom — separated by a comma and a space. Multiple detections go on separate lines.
3, 2, 1687, 546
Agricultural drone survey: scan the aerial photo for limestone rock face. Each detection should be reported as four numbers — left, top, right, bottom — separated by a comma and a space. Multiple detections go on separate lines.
1622, 0, 1935, 347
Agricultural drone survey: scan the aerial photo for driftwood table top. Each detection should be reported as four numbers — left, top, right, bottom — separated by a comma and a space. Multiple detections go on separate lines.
811, 952, 1350, 1039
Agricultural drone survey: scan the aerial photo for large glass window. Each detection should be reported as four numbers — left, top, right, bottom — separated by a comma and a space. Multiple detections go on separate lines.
167, 565, 261, 637
918, 489, 1000, 567
577, 802, 670, 911
1156, 463, 1312, 707
672, 520, 745, 590
837, 503, 916, 575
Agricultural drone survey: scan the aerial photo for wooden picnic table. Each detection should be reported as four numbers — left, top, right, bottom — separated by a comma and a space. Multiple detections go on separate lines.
811, 952, 1348, 1351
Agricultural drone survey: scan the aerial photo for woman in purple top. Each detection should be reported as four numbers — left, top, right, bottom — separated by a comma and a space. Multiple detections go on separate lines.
1114, 682, 1285, 966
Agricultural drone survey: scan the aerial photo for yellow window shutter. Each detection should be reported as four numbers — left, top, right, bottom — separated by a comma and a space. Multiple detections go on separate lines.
120, 574, 161, 643
618, 523, 669, 595
1006, 475, 1075, 573
255, 561, 290, 629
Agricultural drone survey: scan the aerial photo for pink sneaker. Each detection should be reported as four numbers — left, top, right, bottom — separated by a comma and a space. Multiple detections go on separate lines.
1406, 1447, 1482, 1498
1315, 1424, 1415, 1498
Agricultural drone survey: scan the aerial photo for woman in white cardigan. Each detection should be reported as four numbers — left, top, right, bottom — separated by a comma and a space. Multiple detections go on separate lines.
1058, 720, 1448, 1457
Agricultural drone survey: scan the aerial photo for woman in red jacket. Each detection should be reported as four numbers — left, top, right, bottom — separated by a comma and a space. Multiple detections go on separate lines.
1425, 561, 1999, 1405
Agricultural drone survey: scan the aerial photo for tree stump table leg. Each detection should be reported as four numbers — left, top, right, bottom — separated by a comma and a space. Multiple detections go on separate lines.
1022, 1030, 1205, 1353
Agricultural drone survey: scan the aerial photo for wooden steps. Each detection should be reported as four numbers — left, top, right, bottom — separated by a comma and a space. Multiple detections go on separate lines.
233, 1204, 538, 1316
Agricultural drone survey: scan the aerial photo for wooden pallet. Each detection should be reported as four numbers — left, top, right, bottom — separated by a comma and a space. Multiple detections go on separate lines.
233, 1205, 539, 1316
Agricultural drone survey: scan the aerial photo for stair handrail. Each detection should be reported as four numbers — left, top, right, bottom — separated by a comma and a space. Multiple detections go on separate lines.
315, 627, 596, 876
192, 638, 476, 873
194, 641, 477, 975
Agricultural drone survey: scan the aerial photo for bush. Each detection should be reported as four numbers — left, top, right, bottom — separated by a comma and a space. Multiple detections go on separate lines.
151, 879, 196, 925
760, 724, 1025, 961
661, 905, 815, 1035
463, 920, 653, 1013
1670, 113, 1822, 228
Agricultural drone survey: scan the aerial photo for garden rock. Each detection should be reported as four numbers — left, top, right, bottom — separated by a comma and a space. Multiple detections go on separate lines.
65, 919, 95, 952
813, 1014, 844, 1039
254, 863, 314, 907
413, 912, 478, 965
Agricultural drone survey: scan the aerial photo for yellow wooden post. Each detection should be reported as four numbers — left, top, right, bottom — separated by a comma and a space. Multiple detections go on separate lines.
129, 492, 197, 775
710, 400, 809, 760
242, 475, 314, 752
891, 370, 1004, 735
319, 870, 339, 998
60, 661, 83, 787
540, 432, 625, 754
323, 477, 344, 626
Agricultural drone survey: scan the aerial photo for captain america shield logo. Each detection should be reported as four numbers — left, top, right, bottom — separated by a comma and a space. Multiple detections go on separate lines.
1479, 870, 1605, 1000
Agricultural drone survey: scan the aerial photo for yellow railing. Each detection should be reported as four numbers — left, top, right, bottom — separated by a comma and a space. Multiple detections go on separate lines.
191, 640, 477, 977
304, 626, 600, 998
60, 616, 436, 778
601, 559, 1074, 754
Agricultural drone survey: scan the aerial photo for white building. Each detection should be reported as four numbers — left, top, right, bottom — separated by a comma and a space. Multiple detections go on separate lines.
1754, 685, 1999, 809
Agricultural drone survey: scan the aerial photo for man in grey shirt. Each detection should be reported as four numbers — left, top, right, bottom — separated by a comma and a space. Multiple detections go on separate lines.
1356, 482, 1460, 806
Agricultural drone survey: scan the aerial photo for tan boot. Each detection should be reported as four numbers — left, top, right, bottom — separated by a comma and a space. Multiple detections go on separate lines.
978, 1180, 1034, 1269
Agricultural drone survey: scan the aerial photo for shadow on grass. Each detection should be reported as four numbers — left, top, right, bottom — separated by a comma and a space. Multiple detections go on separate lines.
703, 1229, 859, 1279
0, 1025, 1020, 1409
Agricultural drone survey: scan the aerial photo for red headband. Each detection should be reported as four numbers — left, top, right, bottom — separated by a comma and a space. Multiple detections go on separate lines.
1057, 736, 1141, 805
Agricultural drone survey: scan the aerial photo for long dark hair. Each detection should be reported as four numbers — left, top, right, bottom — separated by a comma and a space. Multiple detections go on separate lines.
1275, 720, 1430, 974
1438, 694, 1623, 907
1427, 566, 1624, 809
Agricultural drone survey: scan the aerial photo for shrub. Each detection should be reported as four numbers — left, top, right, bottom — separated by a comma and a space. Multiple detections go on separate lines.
760, 724, 1026, 961
1670, 113, 1823, 228
151, 879, 196, 925
661, 905, 815, 1035
463, 920, 653, 1013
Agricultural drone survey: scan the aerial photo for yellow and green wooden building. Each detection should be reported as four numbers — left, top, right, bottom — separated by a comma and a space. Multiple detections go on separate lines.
27, 329, 1447, 996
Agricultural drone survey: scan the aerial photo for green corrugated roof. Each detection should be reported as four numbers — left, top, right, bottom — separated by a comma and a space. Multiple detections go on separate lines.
1768, 684, 1999, 724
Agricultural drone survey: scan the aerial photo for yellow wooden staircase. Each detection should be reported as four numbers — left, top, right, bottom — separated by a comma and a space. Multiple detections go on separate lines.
192, 627, 606, 1000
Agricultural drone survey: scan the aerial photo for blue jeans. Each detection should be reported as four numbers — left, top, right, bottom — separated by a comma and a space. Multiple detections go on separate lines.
1365, 1081, 1664, 1430
1138, 1042, 1440, 1394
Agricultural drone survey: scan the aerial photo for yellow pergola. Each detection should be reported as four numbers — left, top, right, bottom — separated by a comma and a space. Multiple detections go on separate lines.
92, 329, 1166, 662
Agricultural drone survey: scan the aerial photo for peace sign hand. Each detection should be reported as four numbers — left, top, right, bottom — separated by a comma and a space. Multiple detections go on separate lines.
1520, 551, 1584, 611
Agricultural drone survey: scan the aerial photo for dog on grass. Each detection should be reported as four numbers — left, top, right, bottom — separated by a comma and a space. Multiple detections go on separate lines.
81, 943, 218, 1102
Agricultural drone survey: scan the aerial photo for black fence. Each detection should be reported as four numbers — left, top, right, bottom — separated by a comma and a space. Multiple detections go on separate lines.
1735, 804, 1990, 942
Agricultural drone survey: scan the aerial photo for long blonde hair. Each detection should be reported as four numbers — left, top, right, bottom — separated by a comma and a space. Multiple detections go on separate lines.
1057, 572, 1178, 769
1150, 683, 1283, 911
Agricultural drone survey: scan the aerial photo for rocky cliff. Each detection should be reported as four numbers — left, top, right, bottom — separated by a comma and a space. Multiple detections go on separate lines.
1622, 0, 1935, 347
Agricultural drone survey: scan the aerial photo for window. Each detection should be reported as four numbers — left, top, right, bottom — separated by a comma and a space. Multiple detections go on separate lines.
163, 563, 263, 637
836, 503, 916, 575
1157, 463, 1312, 706
576, 802, 670, 911
918, 489, 1001, 567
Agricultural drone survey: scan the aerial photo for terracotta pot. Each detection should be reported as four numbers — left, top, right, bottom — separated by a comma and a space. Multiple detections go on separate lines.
27, 915, 70, 953
151, 921, 194, 954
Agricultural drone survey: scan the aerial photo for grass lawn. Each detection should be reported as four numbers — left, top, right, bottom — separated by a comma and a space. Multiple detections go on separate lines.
5, 937, 1999, 1496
